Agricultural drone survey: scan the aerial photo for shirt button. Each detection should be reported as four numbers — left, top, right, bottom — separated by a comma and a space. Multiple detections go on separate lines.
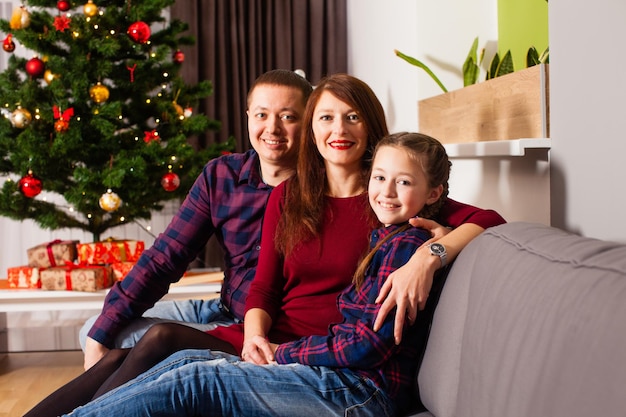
255, 245, 261, 251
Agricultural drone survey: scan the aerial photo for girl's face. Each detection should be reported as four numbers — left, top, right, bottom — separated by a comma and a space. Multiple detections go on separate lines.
368, 145, 442, 226
311, 91, 368, 171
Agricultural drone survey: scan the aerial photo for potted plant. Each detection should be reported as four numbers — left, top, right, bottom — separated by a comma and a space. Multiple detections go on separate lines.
396, 39, 550, 144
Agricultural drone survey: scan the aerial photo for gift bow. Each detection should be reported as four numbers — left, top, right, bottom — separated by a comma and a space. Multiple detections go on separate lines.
53, 105, 74, 121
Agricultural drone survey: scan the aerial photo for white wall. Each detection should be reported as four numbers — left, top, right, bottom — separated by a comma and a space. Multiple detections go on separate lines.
548, 0, 626, 242
347, 0, 550, 226
347, 0, 626, 243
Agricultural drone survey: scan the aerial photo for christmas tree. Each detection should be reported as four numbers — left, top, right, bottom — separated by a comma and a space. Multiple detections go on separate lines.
0, 0, 232, 241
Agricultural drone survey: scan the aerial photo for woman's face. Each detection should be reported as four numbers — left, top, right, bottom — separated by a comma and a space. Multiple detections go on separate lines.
311, 91, 368, 171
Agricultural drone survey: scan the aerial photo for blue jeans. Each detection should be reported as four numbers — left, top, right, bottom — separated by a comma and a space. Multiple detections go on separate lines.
79, 298, 237, 350
62, 349, 396, 417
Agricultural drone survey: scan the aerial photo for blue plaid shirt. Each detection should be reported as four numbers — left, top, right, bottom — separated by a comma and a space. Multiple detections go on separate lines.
89, 150, 273, 348
275, 223, 431, 412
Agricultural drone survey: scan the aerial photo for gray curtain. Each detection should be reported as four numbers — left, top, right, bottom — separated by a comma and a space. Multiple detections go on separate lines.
171, 0, 348, 269
171, 0, 348, 152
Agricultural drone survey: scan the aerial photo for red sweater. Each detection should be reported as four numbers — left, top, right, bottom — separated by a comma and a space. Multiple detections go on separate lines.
209, 181, 506, 352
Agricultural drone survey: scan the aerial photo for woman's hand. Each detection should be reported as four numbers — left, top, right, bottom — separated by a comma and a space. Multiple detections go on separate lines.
373, 217, 450, 344
242, 335, 277, 364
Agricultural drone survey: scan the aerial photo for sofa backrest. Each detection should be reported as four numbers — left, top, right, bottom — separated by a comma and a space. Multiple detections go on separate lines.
417, 222, 626, 417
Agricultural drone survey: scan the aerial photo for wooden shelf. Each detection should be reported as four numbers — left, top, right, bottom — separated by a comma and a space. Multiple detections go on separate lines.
443, 138, 551, 158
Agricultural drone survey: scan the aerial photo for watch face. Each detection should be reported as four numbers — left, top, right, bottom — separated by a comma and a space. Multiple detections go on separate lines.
430, 243, 445, 255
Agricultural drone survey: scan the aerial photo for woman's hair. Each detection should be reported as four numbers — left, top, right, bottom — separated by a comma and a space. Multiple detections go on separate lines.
246, 69, 313, 108
352, 132, 451, 288
275, 73, 388, 256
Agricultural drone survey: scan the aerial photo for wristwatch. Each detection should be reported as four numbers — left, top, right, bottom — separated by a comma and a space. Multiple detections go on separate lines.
428, 243, 448, 268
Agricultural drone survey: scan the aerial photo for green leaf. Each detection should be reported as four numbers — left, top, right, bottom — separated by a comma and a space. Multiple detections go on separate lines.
495, 50, 515, 77
488, 53, 500, 80
462, 37, 480, 86
527, 46, 540, 67
394, 49, 448, 93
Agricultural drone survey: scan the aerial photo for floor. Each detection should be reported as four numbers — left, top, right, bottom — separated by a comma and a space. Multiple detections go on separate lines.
0, 350, 83, 417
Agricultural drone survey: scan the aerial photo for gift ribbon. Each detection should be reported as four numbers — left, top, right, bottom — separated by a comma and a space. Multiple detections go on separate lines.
105, 237, 128, 262
63, 262, 111, 290
46, 239, 63, 267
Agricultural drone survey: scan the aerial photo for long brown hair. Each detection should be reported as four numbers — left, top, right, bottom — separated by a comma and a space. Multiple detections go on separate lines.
353, 132, 451, 288
275, 74, 389, 256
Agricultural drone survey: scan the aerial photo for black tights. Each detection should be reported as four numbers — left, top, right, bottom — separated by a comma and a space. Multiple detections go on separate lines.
24, 323, 237, 417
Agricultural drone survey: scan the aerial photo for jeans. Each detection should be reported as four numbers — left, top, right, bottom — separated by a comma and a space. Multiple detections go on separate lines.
79, 298, 237, 350
62, 349, 396, 417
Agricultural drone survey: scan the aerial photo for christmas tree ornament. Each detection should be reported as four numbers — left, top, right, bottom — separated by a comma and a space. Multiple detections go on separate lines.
83, 0, 98, 17
127, 21, 151, 44
25, 56, 45, 77
99, 189, 122, 212
57, 0, 71, 12
89, 82, 110, 103
54, 15, 71, 32
184, 107, 193, 118
10, 107, 32, 128
9, 6, 30, 30
172, 49, 184, 64
161, 171, 180, 192
53, 105, 74, 133
43, 69, 59, 84
18, 170, 42, 198
3, 34, 15, 53
143, 129, 159, 143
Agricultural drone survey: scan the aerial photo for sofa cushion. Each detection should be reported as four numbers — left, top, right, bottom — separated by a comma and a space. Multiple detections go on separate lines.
417, 222, 626, 417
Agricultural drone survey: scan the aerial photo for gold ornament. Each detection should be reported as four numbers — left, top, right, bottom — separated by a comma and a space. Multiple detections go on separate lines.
43, 69, 59, 84
10, 107, 32, 128
99, 189, 122, 212
89, 82, 110, 104
10, 6, 30, 30
83, 0, 98, 17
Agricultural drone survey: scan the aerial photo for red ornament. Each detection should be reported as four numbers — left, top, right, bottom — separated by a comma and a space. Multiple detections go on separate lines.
55, 119, 69, 132
3, 34, 15, 53
172, 50, 184, 64
127, 21, 151, 44
144, 129, 159, 143
57, 0, 70, 11
25, 57, 45, 77
161, 172, 180, 192
54, 15, 71, 32
19, 171, 42, 198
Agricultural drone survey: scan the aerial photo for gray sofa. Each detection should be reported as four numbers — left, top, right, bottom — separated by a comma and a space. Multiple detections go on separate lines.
407, 221, 626, 417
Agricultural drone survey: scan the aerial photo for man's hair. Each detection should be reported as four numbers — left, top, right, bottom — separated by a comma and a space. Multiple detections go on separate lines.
247, 69, 313, 108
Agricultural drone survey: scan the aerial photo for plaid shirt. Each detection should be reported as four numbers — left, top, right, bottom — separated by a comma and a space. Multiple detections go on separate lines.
89, 150, 273, 348
275, 223, 430, 412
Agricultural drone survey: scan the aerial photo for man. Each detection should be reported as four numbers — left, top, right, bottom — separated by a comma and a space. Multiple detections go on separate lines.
82, 69, 313, 369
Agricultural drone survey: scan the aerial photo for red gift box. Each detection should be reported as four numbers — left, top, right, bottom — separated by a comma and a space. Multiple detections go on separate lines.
40, 264, 114, 292
110, 262, 136, 282
26, 240, 79, 268
77, 239, 144, 265
7, 266, 42, 289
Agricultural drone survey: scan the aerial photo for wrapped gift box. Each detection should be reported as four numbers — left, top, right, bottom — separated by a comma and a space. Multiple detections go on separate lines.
40, 265, 114, 292
77, 239, 144, 265
27, 240, 79, 268
110, 261, 136, 282
7, 266, 42, 289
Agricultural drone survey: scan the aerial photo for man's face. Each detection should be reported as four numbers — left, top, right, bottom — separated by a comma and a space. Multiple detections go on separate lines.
247, 84, 305, 168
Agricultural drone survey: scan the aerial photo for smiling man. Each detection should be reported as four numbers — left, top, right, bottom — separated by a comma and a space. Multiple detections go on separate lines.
80, 70, 313, 370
